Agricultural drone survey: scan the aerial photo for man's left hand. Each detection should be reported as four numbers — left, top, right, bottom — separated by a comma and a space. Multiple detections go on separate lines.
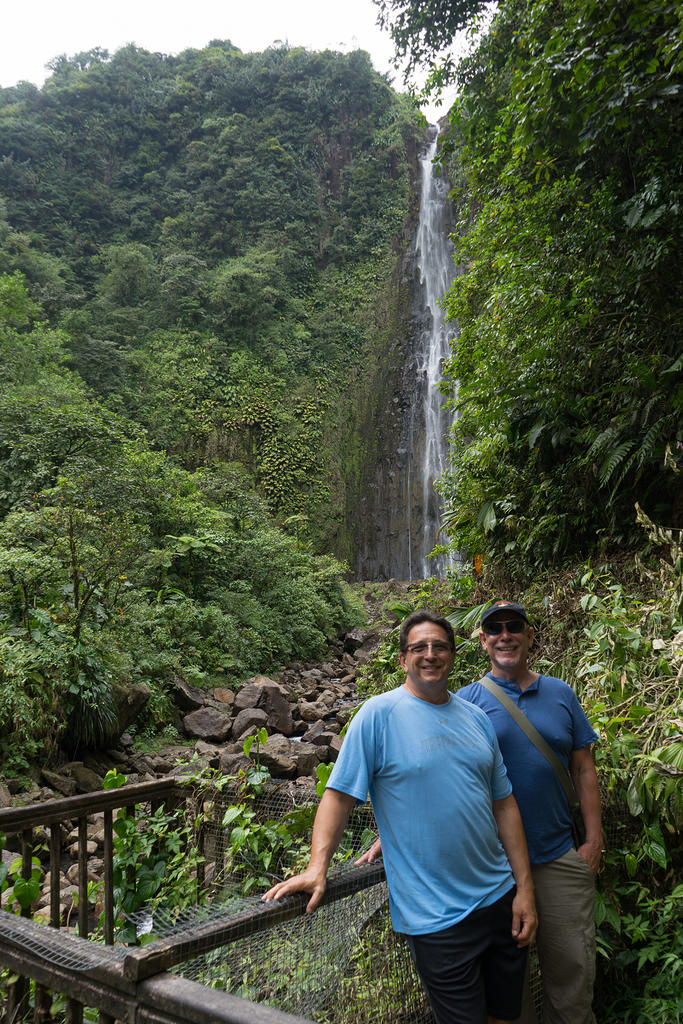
576, 839, 603, 874
511, 887, 537, 948
355, 836, 382, 865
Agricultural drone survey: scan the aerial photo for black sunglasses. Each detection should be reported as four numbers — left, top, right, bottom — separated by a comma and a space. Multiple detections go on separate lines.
482, 619, 527, 635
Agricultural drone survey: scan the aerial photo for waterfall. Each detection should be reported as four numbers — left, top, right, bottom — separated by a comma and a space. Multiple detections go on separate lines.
407, 127, 457, 578
350, 126, 457, 582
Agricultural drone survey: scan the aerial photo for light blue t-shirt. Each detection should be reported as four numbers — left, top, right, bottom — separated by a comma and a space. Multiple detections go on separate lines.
327, 685, 514, 935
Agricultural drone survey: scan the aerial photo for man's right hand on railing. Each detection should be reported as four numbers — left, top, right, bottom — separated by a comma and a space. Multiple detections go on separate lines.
262, 867, 328, 915
261, 787, 356, 915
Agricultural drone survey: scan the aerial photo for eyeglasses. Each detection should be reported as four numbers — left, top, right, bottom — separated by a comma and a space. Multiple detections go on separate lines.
482, 620, 527, 636
404, 641, 453, 655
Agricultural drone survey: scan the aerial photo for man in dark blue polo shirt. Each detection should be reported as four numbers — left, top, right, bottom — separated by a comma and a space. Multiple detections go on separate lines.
457, 600, 601, 1024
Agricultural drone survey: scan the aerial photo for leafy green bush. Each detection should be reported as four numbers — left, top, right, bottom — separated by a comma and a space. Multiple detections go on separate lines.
430, 0, 683, 567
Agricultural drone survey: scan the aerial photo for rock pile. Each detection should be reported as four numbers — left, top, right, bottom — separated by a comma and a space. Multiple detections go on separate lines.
0, 626, 385, 923
166, 626, 381, 780
1, 627, 383, 807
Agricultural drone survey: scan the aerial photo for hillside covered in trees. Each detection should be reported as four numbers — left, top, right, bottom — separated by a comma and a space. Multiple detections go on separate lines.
0, 43, 422, 769
0, 2, 681, 1019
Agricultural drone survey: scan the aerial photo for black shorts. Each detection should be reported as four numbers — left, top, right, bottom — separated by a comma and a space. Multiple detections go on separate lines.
405, 886, 527, 1024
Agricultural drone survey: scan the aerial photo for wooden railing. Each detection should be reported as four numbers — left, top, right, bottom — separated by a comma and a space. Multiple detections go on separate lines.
1, 779, 186, 1022
0, 907, 317, 1024
0, 779, 182, 942
0, 779, 389, 1024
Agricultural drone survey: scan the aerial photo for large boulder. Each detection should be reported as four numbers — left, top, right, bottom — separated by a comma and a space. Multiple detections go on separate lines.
290, 741, 325, 777
314, 735, 343, 762
231, 707, 268, 740
309, 731, 343, 752
117, 682, 151, 733
218, 751, 251, 775
257, 683, 294, 736
183, 707, 232, 742
298, 700, 329, 723
193, 741, 222, 768
343, 627, 374, 652
41, 770, 77, 797
301, 720, 326, 743
69, 764, 104, 794
212, 687, 235, 710
234, 677, 294, 736
169, 674, 207, 711
258, 735, 297, 778
300, 668, 325, 685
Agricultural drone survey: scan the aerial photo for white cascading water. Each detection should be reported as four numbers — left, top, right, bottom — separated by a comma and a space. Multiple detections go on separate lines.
409, 127, 458, 578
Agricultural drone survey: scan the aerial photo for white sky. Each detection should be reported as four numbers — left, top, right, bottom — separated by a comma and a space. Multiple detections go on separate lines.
1, 0, 455, 121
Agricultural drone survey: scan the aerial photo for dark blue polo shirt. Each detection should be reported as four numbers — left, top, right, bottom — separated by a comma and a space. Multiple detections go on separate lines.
457, 673, 598, 864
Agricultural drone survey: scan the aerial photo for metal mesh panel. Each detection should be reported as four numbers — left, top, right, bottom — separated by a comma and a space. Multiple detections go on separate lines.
0, 911, 127, 971
169, 887, 432, 1023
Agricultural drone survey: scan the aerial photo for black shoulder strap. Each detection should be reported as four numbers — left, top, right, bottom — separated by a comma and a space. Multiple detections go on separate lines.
475, 676, 580, 813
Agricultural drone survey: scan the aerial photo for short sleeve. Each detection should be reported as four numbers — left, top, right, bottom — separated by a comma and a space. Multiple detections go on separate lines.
326, 700, 378, 804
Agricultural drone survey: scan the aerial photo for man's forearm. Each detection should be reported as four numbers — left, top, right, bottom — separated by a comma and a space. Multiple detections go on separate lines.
571, 746, 603, 871
262, 787, 357, 913
308, 788, 357, 875
571, 748, 602, 842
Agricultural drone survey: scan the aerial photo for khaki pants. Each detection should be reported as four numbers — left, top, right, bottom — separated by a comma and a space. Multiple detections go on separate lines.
516, 848, 597, 1024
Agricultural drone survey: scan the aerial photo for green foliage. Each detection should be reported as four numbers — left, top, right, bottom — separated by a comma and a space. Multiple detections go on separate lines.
106, 794, 202, 944
0, 274, 363, 758
220, 800, 303, 894
102, 768, 126, 789
374, 0, 488, 75
315, 761, 335, 799
0, 833, 42, 915
395, 0, 683, 566
569, 528, 682, 1019
241, 728, 270, 793
0, 43, 420, 543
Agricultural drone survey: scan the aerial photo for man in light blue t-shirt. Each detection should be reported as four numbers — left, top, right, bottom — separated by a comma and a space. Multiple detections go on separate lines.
264, 611, 537, 1024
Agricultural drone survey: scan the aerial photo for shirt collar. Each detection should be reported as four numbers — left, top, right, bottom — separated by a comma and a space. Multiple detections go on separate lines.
487, 671, 541, 694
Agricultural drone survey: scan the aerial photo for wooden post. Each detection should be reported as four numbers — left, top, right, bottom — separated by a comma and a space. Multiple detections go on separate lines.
77, 816, 88, 939
65, 997, 84, 1024
103, 808, 114, 945
49, 824, 61, 929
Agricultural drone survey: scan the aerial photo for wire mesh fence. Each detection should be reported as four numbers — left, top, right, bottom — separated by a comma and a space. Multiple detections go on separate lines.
1, 772, 632, 1023
125, 784, 434, 1022
170, 885, 431, 1023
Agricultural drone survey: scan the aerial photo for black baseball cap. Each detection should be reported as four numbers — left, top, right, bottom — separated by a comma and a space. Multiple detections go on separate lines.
481, 600, 531, 627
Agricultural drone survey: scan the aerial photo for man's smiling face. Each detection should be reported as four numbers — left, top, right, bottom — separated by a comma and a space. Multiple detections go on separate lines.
399, 621, 455, 704
479, 613, 534, 680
